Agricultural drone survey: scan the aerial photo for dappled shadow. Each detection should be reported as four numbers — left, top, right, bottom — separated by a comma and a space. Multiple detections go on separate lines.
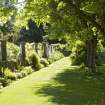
35, 67, 105, 105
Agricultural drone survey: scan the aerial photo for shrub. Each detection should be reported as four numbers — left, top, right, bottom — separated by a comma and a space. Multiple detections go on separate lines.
4, 68, 17, 80
25, 43, 43, 70
0, 77, 12, 87
56, 44, 71, 56
22, 66, 33, 75
28, 52, 40, 65
40, 58, 49, 67
20, 70, 27, 77
26, 52, 41, 70
48, 51, 64, 63
96, 41, 105, 66
0, 67, 4, 77
96, 52, 105, 66
0, 60, 18, 70
36, 63, 44, 70
70, 51, 86, 65
16, 73, 23, 79
0, 82, 3, 89
70, 41, 86, 65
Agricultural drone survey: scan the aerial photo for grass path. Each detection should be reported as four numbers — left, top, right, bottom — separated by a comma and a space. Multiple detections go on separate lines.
0, 57, 71, 105
0, 57, 105, 105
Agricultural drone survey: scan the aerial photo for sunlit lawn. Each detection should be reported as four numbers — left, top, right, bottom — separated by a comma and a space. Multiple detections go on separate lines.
0, 57, 105, 105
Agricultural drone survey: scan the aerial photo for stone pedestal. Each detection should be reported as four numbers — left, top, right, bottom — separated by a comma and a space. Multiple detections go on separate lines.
19, 42, 26, 66
43, 43, 49, 59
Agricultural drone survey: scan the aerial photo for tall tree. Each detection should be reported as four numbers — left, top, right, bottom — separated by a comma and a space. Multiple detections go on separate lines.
17, 0, 105, 72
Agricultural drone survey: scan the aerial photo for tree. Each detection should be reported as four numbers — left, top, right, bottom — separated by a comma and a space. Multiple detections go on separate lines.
16, 0, 105, 72
0, 0, 17, 22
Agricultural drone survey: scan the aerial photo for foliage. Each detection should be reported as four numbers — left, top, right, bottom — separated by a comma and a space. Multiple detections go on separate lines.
48, 51, 64, 63
96, 40, 105, 66
0, 13, 17, 42
0, 77, 12, 87
21, 66, 33, 75
70, 40, 86, 65
27, 52, 39, 67
70, 39, 105, 66
19, 0, 105, 69
18, 19, 43, 43
4, 68, 17, 80
40, 58, 49, 67
15, 72, 23, 79
0, 0, 17, 22
96, 52, 105, 66
25, 43, 43, 70
55, 44, 71, 56
0, 82, 3, 89
15, 66, 34, 78
7, 42, 19, 61
20, 70, 28, 77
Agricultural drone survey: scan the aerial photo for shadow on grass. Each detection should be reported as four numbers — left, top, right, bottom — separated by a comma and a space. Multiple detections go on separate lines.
35, 67, 105, 105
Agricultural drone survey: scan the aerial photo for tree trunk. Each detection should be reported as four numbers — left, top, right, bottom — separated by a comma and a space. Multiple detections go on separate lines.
86, 36, 97, 73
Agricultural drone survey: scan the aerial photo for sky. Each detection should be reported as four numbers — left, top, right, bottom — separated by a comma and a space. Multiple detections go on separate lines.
0, 0, 25, 11
16, 0, 25, 11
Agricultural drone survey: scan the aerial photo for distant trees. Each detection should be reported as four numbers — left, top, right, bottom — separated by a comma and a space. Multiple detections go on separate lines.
17, 19, 45, 65
18, 19, 44, 43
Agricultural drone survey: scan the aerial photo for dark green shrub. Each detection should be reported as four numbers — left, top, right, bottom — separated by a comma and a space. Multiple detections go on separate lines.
25, 43, 43, 70
70, 41, 86, 65
0, 82, 3, 89
95, 40, 105, 66
40, 58, 49, 67
29, 52, 40, 64
26, 52, 41, 70
35, 63, 44, 70
0, 60, 18, 71
0, 78, 12, 87
0, 67, 4, 77
20, 70, 27, 77
70, 51, 86, 65
96, 52, 105, 66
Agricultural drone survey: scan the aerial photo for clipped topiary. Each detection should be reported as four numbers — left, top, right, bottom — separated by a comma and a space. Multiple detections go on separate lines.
26, 52, 41, 70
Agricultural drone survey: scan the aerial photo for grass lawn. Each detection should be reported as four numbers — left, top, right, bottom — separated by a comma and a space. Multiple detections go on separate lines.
0, 57, 105, 105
